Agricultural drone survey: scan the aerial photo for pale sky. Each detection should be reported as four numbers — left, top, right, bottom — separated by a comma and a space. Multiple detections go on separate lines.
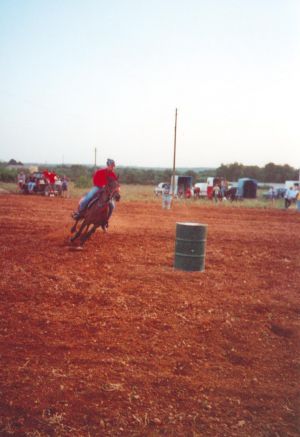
0, 0, 299, 168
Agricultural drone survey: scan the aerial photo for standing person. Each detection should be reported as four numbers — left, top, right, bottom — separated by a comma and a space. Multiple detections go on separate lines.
220, 180, 227, 199
296, 189, 300, 212
72, 159, 118, 219
284, 186, 296, 209
162, 184, 171, 209
213, 184, 220, 203
17, 171, 26, 190
47, 171, 57, 189
27, 174, 36, 193
268, 186, 276, 205
61, 176, 69, 198
56, 177, 62, 195
185, 187, 192, 199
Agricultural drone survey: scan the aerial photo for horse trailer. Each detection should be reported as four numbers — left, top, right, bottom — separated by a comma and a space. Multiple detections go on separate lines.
170, 175, 193, 198
237, 178, 258, 199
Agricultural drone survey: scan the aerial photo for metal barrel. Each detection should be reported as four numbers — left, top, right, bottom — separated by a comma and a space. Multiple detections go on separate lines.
174, 222, 207, 272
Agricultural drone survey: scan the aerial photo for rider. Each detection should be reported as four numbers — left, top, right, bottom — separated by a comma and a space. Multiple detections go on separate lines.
72, 158, 118, 219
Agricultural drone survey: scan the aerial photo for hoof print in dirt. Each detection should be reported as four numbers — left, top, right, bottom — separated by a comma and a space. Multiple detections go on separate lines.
270, 324, 294, 338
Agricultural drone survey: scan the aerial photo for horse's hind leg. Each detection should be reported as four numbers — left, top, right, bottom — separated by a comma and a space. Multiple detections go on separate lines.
80, 225, 98, 246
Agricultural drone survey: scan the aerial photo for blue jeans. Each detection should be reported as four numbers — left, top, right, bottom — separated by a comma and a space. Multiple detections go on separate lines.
78, 186, 101, 212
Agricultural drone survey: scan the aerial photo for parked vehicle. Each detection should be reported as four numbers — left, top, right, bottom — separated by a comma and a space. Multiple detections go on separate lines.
22, 172, 61, 196
262, 187, 286, 199
154, 182, 170, 196
237, 178, 257, 199
285, 180, 299, 190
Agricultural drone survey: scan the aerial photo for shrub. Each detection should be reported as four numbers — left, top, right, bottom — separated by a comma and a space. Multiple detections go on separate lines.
0, 168, 18, 182
75, 175, 90, 188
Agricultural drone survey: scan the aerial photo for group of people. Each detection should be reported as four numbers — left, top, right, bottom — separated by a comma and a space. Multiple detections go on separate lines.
18, 170, 69, 196
212, 180, 229, 202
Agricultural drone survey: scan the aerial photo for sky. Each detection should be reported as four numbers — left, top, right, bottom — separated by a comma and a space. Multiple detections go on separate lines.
0, 0, 299, 169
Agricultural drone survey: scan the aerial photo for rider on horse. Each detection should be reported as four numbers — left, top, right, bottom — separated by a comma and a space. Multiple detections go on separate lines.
72, 159, 118, 220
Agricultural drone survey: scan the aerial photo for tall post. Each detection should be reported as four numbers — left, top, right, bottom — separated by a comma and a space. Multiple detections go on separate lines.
94, 148, 97, 168
172, 108, 178, 197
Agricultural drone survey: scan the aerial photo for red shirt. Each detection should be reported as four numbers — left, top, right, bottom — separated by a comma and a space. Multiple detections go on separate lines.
48, 172, 56, 184
93, 168, 117, 188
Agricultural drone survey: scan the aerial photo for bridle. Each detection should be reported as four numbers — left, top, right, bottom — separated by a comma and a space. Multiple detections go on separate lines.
105, 179, 120, 201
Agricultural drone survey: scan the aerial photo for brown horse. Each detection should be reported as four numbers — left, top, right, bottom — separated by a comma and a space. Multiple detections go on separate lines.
69, 179, 120, 247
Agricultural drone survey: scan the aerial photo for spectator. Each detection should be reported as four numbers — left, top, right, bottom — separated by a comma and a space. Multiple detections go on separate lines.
296, 189, 300, 212
213, 184, 220, 203
220, 180, 227, 199
17, 171, 26, 190
185, 187, 192, 199
194, 186, 200, 199
268, 186, 276, 204
162, 184, 171, 209
56, 177, 62, 195
27, 175, 36, 193
47, 171, 57, 188
61, 176, 69, 198
284, 186, 297, 209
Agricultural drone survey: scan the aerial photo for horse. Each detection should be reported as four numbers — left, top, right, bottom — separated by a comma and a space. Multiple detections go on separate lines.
69, 179, 120, 247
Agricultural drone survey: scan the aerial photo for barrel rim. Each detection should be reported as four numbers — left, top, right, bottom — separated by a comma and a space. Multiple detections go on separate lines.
176, 222, 208, 227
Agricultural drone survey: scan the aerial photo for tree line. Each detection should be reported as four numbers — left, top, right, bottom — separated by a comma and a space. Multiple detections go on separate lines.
216, 162, 298, 183
0, 160, 298, 186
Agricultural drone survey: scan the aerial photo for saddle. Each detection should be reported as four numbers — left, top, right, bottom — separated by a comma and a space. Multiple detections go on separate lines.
87, 189, 108, 210
72, 190, 109, 220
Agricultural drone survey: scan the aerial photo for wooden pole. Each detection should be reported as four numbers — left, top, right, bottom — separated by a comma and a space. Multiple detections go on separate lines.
172, 108, 177, 198
94, 148, 97, 168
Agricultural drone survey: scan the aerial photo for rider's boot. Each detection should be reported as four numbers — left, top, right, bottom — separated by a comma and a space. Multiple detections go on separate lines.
72, 210, 83, 220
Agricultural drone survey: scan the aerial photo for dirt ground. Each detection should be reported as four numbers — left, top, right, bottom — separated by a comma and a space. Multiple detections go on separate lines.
0, 194, 299, 436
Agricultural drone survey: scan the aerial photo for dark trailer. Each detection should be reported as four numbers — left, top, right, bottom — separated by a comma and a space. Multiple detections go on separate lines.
171, 175, 193, 198
237, 178, 258, 199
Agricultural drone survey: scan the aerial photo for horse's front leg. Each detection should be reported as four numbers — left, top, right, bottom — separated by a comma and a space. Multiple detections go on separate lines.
100, 208, 110, 232
70, 220, 88, 243
80, 224, 98, 246
70, 218, 81, 234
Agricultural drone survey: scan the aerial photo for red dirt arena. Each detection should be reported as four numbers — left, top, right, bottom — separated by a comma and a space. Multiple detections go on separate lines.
0, 193, 299, 436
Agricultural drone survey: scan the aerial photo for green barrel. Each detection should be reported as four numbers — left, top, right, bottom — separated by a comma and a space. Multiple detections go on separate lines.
174, 222, 207, 272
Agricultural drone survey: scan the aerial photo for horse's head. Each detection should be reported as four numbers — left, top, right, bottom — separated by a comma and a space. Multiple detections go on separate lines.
106, 178, 121, 202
